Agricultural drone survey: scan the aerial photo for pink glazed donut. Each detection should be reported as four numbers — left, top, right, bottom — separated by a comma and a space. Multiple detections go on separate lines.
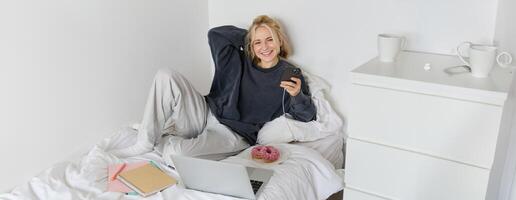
251, 145, 280, 163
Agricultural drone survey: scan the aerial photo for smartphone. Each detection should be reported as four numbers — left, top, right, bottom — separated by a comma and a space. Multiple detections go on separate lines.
281, 67, 302, 83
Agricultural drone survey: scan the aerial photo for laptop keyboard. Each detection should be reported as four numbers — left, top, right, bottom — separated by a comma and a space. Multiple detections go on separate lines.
250, 180, 264, 194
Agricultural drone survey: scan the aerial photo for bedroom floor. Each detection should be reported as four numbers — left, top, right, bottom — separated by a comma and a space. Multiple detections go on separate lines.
328, 190, 343, 200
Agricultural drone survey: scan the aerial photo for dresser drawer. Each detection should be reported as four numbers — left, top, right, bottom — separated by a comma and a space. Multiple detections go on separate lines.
345, 139, 489, 200
349, 84, 503, 168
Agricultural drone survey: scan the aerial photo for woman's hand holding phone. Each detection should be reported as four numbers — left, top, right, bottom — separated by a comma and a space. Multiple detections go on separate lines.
280, 77, 301, 96
280, 67, 302, 96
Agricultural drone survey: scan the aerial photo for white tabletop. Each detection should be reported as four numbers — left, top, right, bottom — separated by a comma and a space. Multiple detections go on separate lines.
351, 51, 514, 105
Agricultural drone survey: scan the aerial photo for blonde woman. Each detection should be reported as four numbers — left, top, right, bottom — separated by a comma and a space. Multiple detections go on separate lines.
110, 15, 315, 164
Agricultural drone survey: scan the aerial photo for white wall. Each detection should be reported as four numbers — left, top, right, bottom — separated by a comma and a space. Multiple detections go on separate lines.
486, 0, 516, 198
208, 0, 499, 127
494, 0, 516, 55
0, 0, 210, 192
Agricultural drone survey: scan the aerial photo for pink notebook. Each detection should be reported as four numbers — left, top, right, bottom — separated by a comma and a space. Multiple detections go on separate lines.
107, 161, 148, 193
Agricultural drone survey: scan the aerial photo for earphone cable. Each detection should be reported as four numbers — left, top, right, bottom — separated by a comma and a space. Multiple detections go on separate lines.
282, 88, 296, 141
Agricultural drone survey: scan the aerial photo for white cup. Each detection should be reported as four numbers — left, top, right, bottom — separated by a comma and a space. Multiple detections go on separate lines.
378, 34, 406, 62
457, 42, 513, 78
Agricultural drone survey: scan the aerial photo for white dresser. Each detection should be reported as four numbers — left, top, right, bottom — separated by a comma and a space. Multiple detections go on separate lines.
344, 51, 514, 200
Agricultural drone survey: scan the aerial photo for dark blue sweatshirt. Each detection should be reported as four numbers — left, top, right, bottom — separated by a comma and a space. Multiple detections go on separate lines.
205, 25, 316, 145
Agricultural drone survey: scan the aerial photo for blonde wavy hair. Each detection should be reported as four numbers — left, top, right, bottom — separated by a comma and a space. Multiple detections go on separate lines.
245, 15, 292, 64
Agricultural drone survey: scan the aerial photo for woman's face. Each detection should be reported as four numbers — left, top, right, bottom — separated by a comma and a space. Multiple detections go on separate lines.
252, 26, 280, 68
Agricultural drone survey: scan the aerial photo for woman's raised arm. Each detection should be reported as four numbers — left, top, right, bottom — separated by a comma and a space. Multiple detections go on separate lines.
208, 25, 247, 71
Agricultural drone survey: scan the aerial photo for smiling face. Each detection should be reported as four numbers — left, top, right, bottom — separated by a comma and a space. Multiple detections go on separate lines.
252, 25, 281, 68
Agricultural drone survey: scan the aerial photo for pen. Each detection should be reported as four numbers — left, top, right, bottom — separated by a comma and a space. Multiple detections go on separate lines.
111, 163, 127, 181
149, 161, 161, 171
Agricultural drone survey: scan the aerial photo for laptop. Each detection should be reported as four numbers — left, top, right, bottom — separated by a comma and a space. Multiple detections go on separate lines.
171, 155, 273, 200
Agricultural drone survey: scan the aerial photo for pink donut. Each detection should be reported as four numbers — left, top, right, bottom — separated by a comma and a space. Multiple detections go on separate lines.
251, 145, 280, 163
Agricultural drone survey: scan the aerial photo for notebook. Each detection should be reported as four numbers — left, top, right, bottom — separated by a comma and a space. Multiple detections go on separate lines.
107, 161, 148, 193
117, 163, 177, 197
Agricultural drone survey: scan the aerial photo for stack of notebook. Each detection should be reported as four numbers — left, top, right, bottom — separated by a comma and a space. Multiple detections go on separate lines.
107, 161, 176, 197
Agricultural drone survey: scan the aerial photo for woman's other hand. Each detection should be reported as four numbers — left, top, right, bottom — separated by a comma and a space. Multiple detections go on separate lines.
280, 77, 301, 96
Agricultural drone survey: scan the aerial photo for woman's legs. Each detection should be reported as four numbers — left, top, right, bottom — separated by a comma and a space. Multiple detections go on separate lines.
140, 68, 209, 141
108, 68, 209, 157
161, 111, 250, 164
145, 68, 249, 165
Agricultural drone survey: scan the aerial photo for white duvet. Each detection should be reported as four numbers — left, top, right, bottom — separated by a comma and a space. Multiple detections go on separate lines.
1, 72, 345, 200
1, 127, 343, 200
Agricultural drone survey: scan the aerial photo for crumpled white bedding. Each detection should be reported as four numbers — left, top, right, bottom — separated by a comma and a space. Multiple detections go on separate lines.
258, 72, 345, 168
258, 72, 344, 143
0, 127, 343, 200
0, 72, 345, 200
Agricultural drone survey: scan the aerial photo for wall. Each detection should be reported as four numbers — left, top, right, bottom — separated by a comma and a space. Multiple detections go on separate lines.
208, 0, 499, 124
493, 0, 516, 55
486, 0, 516, 198
0, 0, 210, 192
487, 74, 516, 200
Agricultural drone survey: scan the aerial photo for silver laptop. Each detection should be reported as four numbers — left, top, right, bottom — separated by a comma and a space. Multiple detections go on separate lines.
171, 155, 273, 200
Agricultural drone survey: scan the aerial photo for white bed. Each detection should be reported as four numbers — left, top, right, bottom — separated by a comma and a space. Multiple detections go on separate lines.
0, 73, 345, 200
0, 127, 343, 200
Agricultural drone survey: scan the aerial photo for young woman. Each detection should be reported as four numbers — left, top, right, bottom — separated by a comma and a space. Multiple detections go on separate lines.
110, 15, 316, 164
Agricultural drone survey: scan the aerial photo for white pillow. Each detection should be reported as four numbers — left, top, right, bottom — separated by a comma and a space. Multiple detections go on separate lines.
257, 72, 344, 144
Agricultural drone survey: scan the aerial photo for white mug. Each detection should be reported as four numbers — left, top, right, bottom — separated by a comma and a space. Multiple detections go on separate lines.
457, 42, 513, 78
378, 34, 406, 62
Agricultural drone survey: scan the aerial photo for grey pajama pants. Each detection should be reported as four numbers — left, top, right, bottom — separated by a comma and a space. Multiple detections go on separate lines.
143, 68, 250, 165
